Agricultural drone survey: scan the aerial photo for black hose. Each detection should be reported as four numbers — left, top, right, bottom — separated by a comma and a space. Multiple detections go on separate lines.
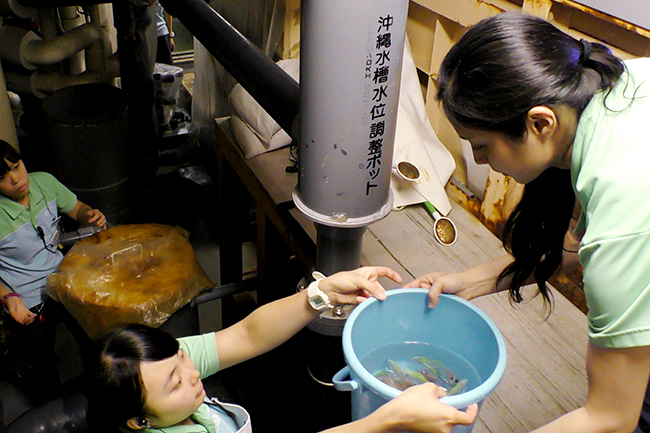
159, 0, 300, 136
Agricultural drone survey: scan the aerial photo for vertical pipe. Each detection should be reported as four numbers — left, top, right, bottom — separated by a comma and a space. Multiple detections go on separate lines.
294, 0, 408, 283
315, 225, 366, 276
0, 62, 19, 148
59, 6, 86, 75
294, 0, 408, 221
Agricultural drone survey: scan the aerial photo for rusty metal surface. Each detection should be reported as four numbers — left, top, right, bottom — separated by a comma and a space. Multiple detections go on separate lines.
553, 0, 650, 36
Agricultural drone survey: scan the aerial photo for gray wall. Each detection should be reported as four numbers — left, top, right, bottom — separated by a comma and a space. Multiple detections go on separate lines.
574, 0, 650, 31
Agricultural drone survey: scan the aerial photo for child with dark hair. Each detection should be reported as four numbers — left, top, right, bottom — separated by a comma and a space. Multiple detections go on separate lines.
94, 267, 478, 433
0, 139, 106, 404
407, 11, 650, 433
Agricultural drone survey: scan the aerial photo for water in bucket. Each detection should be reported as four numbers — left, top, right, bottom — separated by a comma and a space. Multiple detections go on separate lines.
361, 341, 482, 394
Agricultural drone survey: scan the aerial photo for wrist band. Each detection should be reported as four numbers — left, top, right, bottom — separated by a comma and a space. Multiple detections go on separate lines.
1, 292, 21, 310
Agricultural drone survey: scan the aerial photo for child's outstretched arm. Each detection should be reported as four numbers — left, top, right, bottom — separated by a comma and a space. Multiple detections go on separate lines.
65, 200, 107, 229
214, 266, 402, 370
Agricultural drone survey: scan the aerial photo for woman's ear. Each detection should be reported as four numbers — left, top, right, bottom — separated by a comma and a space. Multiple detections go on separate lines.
526, 106, 558, 137
126, 417, 150, 430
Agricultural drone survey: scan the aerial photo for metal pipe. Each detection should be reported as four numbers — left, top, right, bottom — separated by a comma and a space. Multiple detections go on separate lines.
0, 0, 37, 19
294, 0, 408, 224
294, 0, 408, 285
0, 23, 104, 70
159, 0, 299, 137
0, 62, 19, 148
315, 225, 366, 276
59, 6, 86, 74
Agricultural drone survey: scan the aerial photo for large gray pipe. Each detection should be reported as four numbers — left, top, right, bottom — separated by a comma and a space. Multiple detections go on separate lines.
158, 0, 407, 333
294, 0, 408, 276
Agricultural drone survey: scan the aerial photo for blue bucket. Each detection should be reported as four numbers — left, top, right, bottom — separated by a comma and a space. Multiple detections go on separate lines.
333, 289, 506, 433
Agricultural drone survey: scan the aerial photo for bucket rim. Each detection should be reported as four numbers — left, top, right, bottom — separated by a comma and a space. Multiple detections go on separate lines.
341, 289, 507, 408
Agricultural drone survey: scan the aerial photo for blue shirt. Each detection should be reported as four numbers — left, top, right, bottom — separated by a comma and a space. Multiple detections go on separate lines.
0, 172, 76, 309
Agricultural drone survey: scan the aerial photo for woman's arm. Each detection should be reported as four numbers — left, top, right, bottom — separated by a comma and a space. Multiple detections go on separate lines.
405, 255, 515, 307
532, 343, 650, 433
64, 201, 107, 229
321, 383, 478, 433
214, 266, 401, 370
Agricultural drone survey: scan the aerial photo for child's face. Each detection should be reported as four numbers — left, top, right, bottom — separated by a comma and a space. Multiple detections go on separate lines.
0, 159, 29, 203
140, 349, 206, 428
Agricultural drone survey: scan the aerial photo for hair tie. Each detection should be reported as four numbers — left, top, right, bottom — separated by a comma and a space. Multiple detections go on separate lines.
579, 38, 592, 64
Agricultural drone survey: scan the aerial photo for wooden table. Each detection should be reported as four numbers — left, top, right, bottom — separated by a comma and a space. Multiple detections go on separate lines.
213, 118, 588, 432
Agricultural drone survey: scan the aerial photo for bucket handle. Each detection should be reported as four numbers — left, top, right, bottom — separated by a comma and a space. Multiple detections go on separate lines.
332, 366, 359, 392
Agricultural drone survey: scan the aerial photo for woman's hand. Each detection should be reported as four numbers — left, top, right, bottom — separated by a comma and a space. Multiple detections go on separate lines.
405, 256, 514, 308
403, 271, 469, 308
374, 383, 478, 433
6, 296, 36, 325
319, 266, 402, 305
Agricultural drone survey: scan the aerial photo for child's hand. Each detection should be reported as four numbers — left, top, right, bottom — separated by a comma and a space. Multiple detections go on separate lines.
84, 208, 107, 229
6, 296, 37, 325
319, 266, 402, 305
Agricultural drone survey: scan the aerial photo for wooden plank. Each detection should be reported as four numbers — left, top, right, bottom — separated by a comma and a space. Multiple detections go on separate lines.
407, 2, 438, 74
522, 0, 553, 18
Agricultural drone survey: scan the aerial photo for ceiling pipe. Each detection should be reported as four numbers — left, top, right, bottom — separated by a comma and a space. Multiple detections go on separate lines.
159, 0, 300, 138
16, 0, 106, 6
0, 22, 105, 70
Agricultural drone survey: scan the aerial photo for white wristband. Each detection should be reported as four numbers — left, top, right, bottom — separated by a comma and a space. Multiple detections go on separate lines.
307, 271, 334, 311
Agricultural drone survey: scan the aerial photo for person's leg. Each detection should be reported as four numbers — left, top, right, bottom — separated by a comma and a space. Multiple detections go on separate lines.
45, 299, 96, 383
156, 34, 174, 65
4, 304, 61, 405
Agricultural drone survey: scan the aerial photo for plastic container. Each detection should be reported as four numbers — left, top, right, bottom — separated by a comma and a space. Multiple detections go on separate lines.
333, 289, 507, 433
153, 62, 184, 127
42, 83, 132, 224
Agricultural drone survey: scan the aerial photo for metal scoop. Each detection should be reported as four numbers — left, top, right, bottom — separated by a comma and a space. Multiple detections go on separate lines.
393, 161, 420, 182
423, 202, 457, 246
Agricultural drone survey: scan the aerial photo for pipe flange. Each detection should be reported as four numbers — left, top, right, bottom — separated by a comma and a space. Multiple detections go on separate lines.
292, 187, 394, 228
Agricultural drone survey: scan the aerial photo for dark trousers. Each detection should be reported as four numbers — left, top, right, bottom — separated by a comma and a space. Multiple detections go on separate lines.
156, 34, 174, 65
3, 298, 94, 406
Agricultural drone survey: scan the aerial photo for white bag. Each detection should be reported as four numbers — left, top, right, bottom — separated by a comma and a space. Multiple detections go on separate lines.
208, 397, 252, 433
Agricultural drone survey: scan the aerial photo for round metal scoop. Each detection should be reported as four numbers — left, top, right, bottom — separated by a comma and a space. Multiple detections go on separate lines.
393, 161, 420, 182
423, 201, 457, 246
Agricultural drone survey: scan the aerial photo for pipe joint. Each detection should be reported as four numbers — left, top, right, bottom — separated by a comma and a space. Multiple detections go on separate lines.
21, 21, 103, 69
292, 188, 394, 229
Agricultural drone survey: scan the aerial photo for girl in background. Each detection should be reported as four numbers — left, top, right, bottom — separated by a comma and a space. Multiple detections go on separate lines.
0, 139, 105, 404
